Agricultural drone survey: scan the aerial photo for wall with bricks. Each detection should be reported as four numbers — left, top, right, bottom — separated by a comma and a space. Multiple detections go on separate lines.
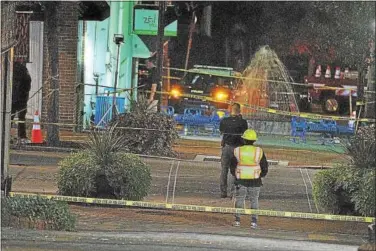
42, 2, 78, 126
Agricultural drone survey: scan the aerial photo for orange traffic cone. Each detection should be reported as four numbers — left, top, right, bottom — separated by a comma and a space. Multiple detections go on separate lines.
325, 65, 331, 78
31, 110, 43, 143
315, 65, 322, 78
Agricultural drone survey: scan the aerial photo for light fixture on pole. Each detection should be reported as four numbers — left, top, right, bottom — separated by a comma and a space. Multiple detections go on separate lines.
112, 34, 124, 120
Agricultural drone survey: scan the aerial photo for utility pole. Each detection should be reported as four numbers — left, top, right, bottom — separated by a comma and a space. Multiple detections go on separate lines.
112, 35, 123, 120
0, 48, 14, 195
365, 39, 375, 118
45, 2, 60, 146
155, 0, 166, 111
184, 8, 197, 72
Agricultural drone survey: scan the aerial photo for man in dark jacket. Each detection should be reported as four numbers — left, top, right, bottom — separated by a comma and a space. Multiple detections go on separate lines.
11, 61, 31, 141
219, 102, 248, 198
231, 129, 268, 229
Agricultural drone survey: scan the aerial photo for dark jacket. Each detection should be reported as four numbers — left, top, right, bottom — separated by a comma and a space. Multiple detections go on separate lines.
219, 115, 248, 147
230, 150, 268, 187
12, 62, 31, 107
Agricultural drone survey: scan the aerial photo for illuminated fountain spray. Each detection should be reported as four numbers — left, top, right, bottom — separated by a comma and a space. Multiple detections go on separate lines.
233, 46, 299, 118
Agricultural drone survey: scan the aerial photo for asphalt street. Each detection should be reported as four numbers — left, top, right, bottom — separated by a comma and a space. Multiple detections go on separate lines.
5, 151, 369, 249
1, 229, 359, 251
9, 151, 318, 213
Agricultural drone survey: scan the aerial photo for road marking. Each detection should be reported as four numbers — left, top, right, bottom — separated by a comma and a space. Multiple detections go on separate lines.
300, 168, 313, 213
165, 160, 175, 204
172, 161, 181, 204
305, 168, 320, 213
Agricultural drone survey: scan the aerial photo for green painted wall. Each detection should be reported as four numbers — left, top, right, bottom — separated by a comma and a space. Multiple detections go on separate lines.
81, 1, 151, 128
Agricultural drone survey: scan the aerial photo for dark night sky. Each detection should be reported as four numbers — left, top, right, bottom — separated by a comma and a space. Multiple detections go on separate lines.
169, 2, 276, 73
165, 1, 374, 79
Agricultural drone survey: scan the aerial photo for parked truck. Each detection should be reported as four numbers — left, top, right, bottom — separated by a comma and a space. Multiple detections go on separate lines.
300, 66, 359, 115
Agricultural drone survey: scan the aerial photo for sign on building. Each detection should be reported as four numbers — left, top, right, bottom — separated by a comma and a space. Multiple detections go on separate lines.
133, 9, 177, 37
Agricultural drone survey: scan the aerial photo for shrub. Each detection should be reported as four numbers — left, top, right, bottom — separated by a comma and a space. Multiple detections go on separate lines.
84, 124, 126, 166
312, 168, 342, 214
351, 168, 376, 216
313, 125, 375, 216
105, 153, 151, 200
344, 125, 376, 168
110, 95, 178, 157
57, 125, 152, 200
313, 167, 356, 215
1, 196, 76, 231
57, 150, 99, 197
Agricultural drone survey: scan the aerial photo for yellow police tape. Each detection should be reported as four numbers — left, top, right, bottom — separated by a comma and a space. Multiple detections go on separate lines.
147, 90, 376, 123
9, 192, 375, 223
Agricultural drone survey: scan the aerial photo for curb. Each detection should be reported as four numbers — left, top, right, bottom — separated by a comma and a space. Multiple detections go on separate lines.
287, 165, 333, 170
10, 145, 332, 169
11, 145, 77, 153
193, 155, 289, 166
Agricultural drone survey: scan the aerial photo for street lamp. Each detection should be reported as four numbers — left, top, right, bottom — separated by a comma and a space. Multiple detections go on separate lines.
112, 34, 124, 120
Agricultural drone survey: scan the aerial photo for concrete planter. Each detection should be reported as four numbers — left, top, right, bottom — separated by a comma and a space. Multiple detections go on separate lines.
247, 120, 291, 135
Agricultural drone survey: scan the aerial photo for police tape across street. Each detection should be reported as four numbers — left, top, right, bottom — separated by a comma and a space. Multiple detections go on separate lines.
9, 192, 375, 223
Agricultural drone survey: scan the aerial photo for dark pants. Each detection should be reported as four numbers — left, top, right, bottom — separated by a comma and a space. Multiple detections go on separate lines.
11, 102, 27, 139
220, 144, 236, 196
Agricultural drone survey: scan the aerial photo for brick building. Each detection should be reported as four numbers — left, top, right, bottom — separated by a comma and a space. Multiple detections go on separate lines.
10, 1, 109, 126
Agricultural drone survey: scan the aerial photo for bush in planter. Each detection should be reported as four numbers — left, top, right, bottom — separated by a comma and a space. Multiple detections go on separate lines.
1, 196, 76, 231
110, 95, 178, 157
57, 150, 99, 197
57, 124, 152, 200
351, 169, 375, 216
105, 153, 151, 200
344, 125, 376, 168
312, 168, 342, 214
313, 166, 356, 215
313, 125, 376, 216
343, 125, 376, 216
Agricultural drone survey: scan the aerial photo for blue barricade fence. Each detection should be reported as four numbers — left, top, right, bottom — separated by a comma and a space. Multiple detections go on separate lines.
170, 107, 229, 136
291, 116, 355, 143
95, 96, 126, 126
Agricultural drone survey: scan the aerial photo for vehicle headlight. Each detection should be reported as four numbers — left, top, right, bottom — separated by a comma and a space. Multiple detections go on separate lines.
170, 89, 181, 98
215, 91, 229, 101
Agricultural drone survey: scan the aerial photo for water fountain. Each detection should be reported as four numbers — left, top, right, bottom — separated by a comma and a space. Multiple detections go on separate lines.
233, 46, 299, 119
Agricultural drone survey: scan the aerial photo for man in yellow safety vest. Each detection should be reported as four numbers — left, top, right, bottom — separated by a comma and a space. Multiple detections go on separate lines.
232, 129, 268, 229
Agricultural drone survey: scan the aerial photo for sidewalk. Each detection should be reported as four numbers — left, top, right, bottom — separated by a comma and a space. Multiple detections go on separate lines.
11, 129, 344, 166
1, 205, 369, 249
70, 205, 369, 245
1, 227, 362, 251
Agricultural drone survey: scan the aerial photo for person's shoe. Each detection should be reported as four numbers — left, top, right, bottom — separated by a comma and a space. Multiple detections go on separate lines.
233, 221, 240, 227
19, 138, 31, 144
250, 222, 258, 229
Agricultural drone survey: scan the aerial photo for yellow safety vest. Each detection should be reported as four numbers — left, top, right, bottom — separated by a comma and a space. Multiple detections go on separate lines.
234, 145, 263, 180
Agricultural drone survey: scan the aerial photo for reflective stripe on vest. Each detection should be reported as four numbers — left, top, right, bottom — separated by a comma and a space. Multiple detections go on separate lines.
234, 146, 263, 180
